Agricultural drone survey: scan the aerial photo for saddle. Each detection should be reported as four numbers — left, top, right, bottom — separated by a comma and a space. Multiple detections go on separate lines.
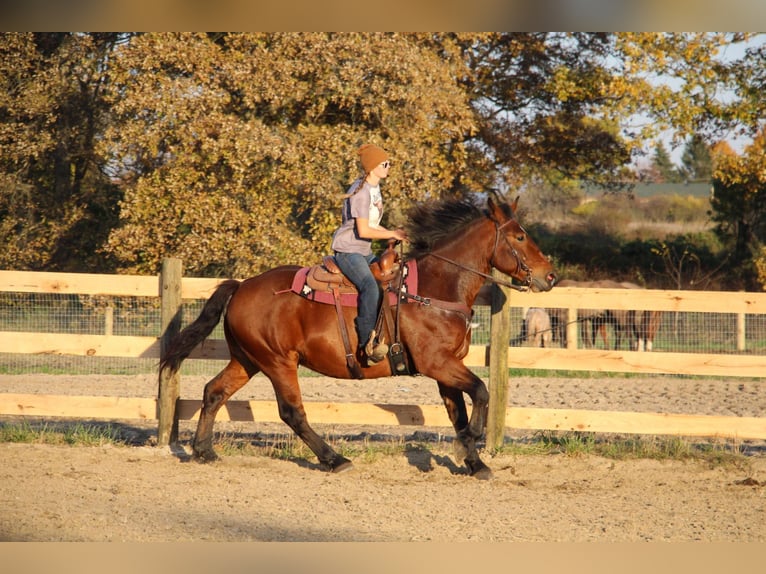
305, 245, 401, 294
298, 241, 412, 379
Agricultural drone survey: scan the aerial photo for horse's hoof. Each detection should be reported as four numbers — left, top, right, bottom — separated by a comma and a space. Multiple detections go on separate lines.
193, 450, 220, 463
330, 457, 354, 473
472, 466, 493, 480
453, 441, 468, 465
466, 459, 493, 480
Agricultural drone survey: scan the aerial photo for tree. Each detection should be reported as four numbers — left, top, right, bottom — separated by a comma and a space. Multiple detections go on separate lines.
650, 236, 726, 290
611, 33, 761, 142
2, 32, 763, 278
0, 32, 125, 271
651, 142, 682, 183
679, 134, 712, 182
709, 131, 766, 289
440, 33, 634, 190
100, 33, 478, 276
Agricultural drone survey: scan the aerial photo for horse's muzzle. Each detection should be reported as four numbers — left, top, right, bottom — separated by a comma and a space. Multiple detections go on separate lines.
531, 271, 557, 292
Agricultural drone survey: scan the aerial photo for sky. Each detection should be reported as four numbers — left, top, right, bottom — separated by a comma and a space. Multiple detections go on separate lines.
645, 33, 763, 165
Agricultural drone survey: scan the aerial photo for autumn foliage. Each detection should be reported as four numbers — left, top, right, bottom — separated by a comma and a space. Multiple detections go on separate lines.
1, 33, 763, 285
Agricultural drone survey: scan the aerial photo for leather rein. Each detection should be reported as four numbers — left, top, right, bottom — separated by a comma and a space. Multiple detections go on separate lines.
426, 219, 532, 292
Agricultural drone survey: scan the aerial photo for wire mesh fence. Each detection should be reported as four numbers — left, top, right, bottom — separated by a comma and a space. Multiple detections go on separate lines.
1, 291, 765, 377
0, 293, 226, 376
465, 305, 766, 354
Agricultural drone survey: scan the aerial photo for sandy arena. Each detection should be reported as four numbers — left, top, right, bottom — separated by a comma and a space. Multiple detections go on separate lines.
0, 373, 764, 542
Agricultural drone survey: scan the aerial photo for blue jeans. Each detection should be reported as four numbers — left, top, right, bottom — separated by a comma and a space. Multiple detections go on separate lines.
333, 251, 380, 346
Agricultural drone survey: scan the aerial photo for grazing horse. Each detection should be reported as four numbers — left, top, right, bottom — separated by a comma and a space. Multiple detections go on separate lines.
548, 279, 610, 348
551, 280, 663, 351
607, 282, 662, 351
638, 309, 663, 351
524, 307, 552, 348
159, 192, 556, 479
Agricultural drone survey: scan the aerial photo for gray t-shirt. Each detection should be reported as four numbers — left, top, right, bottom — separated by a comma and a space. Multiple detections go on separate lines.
331, 179, 383, 255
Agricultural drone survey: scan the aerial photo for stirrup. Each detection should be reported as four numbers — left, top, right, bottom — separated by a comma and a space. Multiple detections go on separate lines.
364, 330, 389, 363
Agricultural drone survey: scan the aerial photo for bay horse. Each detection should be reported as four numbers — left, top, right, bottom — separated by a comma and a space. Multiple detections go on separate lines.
159, 192, 557, 479
549, 279, 662, 351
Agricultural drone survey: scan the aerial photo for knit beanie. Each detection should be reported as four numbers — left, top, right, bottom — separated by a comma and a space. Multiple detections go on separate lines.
358, 144, 389, 173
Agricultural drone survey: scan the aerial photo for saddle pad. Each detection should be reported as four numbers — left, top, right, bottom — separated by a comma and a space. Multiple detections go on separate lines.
291, 260, 419, 307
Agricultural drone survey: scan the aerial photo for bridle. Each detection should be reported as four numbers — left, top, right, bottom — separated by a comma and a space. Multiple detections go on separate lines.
427, 219, 533, 292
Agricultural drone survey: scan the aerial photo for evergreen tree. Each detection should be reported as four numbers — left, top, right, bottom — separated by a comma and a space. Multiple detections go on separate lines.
651, 142, 683, 183
680, 134, 712, 182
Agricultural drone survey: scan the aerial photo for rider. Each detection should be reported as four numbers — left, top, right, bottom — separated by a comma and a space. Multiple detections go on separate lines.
331, 143, 407, 364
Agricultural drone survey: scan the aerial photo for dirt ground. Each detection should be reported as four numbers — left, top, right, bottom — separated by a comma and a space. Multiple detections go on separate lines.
1, 373, 765, 542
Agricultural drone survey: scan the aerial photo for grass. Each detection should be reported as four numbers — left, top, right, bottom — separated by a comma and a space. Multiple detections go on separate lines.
497, 430, 754, 473
0, 421, 755, 475
161, 427, 759, 473
214, 430, 412, 464
0, 420, 128, 446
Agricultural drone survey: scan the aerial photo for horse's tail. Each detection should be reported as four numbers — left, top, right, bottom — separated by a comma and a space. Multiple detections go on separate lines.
159, 279, 241, 374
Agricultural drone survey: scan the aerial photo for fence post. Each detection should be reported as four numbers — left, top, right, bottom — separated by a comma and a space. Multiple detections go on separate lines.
157, 258, 183, 446
737, 312, 746, 351
486, 272, 511, 452
104, 306, 114, 336
566, 307, 578, 349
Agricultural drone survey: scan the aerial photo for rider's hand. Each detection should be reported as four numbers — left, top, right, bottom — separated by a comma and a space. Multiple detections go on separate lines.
391, 229, 408, 243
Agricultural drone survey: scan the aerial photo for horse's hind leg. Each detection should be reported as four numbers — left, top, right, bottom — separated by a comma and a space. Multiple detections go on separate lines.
268, 364, 353, 473
193, 359, 253, 462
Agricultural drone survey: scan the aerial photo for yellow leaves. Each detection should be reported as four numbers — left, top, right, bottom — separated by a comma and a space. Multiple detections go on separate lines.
100, 32, 480, 275
608, 33, 756, 140
7, 32, 764, 276
712, 131, 766, 189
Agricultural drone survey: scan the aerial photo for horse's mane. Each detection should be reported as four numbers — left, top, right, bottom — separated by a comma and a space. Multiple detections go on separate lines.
405, 194, 495, 260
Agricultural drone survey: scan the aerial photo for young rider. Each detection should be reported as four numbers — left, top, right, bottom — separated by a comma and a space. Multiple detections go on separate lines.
331, 143, 407, 364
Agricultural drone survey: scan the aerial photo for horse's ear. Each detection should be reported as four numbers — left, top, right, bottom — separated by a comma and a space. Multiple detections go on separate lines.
510, 195, 519, 214
487, 190, 512, 223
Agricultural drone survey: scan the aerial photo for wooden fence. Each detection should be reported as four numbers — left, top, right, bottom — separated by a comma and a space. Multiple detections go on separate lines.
1, 260, 765, 447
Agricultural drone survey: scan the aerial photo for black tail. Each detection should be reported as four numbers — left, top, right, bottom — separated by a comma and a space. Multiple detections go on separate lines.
159, 279, 241, 374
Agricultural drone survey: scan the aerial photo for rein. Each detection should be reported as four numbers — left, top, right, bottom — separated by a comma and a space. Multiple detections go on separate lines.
427, 220, 531, 292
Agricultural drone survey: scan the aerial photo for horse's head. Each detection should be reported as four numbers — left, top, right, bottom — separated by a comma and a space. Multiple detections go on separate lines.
486, 192, 557, 292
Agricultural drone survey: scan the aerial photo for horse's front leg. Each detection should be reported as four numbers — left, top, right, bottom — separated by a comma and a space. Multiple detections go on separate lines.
436, 372, 491, 480
437, 383, 469, 468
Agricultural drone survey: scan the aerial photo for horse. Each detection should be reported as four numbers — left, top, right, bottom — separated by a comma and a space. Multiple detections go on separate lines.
524, 307, 552, 348
601, 282, 662, 351
638, 309, 663, 351
159, 192, 557, 479
550, 279, 662, 351
548, 279, 610, 348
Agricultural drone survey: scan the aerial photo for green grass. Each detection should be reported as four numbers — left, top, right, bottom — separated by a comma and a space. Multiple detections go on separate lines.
497, 431, 753, 472
181, 428, 756, 472
0, 421, 755, 475
0, 421, 128, 446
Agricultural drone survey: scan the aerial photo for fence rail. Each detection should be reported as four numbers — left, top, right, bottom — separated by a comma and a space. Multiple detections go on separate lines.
1, 266, 765, 442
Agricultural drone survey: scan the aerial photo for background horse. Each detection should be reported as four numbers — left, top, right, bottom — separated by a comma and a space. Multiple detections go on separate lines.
601, 282, 662, 351
549, 279, 662, 351
160, 192, 556, 479
548, 279, 610, 348
524, 307, 552, 348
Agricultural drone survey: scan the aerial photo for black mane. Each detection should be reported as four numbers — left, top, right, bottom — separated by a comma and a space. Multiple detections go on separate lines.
404, 195, 489, 260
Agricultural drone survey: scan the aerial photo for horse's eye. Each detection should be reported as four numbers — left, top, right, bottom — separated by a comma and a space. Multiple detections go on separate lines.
516, 234, 525, 242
